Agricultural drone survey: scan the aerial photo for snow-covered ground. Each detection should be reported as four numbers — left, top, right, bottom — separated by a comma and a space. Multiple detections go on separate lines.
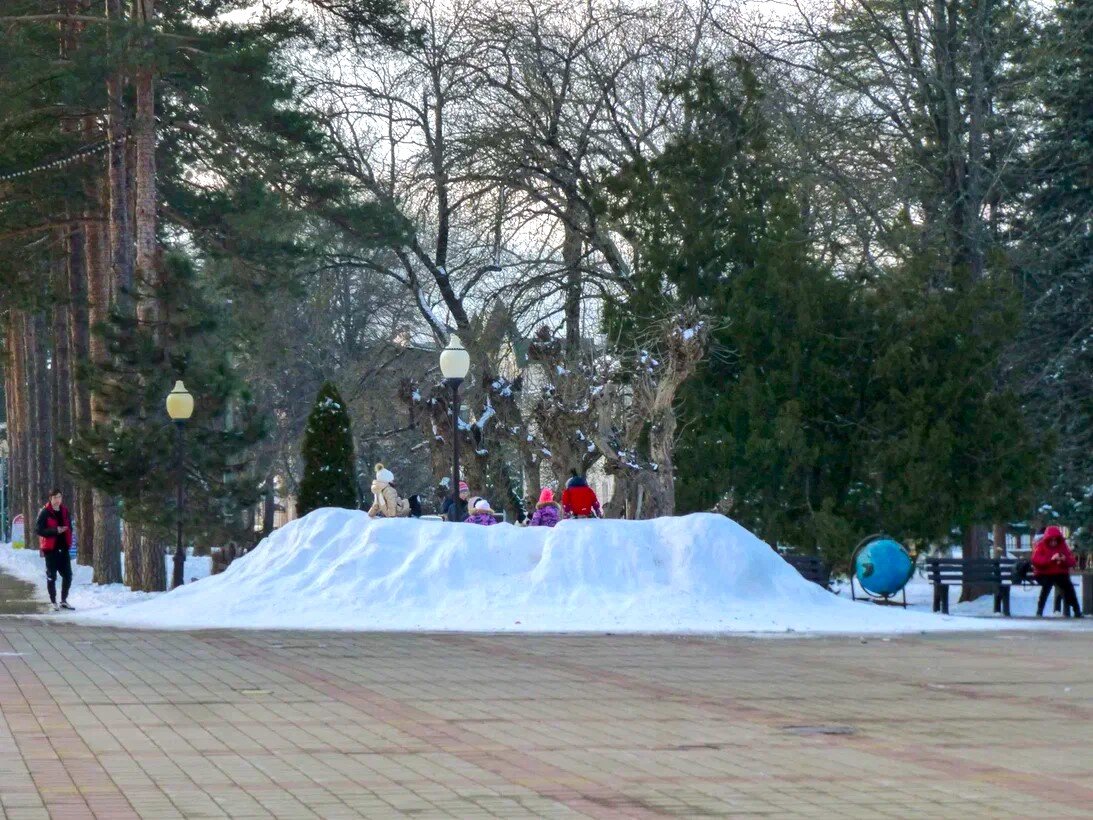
825, 563, 1085, 619
0, 543, 211, 612
895, 574, 1080, 618
13, 509, 1076, 634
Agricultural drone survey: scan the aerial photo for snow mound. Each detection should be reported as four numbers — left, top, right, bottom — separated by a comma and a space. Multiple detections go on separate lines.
73, 509, 1012, 633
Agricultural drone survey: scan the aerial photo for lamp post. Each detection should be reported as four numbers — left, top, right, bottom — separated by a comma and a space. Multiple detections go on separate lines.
439, 335, 470, 522
165, 380, 194, 589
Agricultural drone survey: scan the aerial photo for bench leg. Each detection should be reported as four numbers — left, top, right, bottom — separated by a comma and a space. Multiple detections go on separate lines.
1003, 586, 1011, 617
932, 584, 940, 613
993, 589, 1001, 614
942, 585, 950, 615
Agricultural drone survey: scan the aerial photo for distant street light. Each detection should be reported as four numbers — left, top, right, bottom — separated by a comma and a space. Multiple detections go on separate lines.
165, 380, 194, 589
439, 336, 470, 522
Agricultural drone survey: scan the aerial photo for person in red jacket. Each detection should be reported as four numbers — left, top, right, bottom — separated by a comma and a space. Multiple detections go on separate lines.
35, 488, 74, 611
1031, 525, 1081, 618
561, 471, 602, 519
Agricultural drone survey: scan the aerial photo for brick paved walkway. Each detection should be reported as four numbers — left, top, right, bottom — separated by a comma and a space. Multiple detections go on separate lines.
0, 622, 1090, 818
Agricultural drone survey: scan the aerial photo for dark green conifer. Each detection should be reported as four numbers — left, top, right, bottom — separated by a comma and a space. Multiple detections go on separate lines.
297, 382, 358, 516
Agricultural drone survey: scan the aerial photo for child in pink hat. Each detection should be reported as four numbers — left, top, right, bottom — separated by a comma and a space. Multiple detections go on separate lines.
527, 488, 562, 528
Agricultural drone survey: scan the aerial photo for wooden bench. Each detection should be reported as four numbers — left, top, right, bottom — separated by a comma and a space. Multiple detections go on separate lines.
782, 554, 831, 590
927, 557, 1017, 616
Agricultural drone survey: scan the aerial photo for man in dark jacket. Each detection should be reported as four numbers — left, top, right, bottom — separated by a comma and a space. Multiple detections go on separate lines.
35, 488, 74, 611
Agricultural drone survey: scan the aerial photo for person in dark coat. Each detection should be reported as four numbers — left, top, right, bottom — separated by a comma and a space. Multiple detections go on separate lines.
442, 481, 470, 522
1031, 526, 1081, 618
561, 471, 602, 519
35, 488, 74, 611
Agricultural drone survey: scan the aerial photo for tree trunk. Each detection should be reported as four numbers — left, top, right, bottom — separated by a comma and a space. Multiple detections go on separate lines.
138, 532, 166, 592
958, 524, 991, 601
52, 250, 74, 506
87, 175, 123, 582
69, 213, 95, 565
964, 0, 990, 280
91, 493, 123, 584
647, 406, 677, 518
19, 313, 33, 526
20, 313, 39, 522
261, 478, 276, 537
123, 521, 142, 589
133, 0, 157, 325
562, 199, 583, 354
992, 522, 1007, 557
4, 322, 25, 526
31, 312, 53, 505
106, 0, 134, 312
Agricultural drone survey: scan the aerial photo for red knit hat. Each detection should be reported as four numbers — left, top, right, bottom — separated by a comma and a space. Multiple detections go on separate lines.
538, 488, 554, 504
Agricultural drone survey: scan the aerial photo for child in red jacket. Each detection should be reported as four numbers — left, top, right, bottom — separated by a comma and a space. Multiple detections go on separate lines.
1031, 526, 1082, 617
561, 471, 602, 519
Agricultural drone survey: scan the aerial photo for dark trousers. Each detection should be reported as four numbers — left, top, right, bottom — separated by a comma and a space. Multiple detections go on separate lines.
44, 548, 73, 604
1036, 575, 1081, 617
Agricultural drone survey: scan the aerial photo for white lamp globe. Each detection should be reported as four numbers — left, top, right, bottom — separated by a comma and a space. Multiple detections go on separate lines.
439, 335, 471, 380
165, 380, 195, 421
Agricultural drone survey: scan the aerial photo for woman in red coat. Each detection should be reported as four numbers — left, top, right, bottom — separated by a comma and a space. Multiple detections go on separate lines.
1031, 526, 1082, 618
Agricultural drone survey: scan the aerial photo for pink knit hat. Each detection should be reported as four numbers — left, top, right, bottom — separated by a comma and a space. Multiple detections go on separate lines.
458, 481, 469, 493
538, 488, 554, 504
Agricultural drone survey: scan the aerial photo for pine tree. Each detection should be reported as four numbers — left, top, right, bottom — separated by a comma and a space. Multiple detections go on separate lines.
1015, 0, 1093, 547
298, 383, 358, 516
66, 253, 266, 590
1, 0, 410, 585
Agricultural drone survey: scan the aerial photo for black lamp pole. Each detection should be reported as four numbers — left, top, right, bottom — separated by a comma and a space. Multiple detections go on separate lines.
448, 377, 463, 522
171, 419, 186, 589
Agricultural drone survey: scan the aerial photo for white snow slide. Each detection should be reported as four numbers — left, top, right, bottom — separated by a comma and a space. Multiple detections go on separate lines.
72, 509, 1016, 633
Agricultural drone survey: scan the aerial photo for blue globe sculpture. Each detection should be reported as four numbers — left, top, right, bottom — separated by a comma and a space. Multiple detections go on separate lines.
854, 538, 913, 597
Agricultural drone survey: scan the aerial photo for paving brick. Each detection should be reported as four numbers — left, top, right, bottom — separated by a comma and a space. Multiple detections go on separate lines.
2, 624, 1091, 817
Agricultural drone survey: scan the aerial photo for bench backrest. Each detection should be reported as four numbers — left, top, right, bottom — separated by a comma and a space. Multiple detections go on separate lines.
926, 557, 1017, 584
782, 554, 831, 588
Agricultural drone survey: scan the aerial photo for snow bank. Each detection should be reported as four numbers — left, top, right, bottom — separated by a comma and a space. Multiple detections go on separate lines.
0, 543, 211, 613
65, 510, 1057, 634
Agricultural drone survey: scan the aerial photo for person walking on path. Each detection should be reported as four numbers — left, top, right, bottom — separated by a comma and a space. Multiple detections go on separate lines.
562, 471, 602, 519
35, 489, 74, 611
528, 488, 561, 527
1031, 525, 1082, 618
443, 481, 470, 522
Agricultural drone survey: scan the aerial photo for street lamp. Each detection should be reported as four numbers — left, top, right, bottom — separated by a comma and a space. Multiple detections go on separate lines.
439, 335, 470, 522
165, 380, 194, 589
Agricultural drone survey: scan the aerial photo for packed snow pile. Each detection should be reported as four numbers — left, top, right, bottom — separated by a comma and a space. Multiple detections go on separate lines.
69, 509, 1032, 633
0, 543, 212, 612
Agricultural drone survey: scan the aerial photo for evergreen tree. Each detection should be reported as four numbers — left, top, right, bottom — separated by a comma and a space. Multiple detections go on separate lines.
1014, 0, 1092, 546
602, 65, 865, 555
863, 257, 1041, 547
66, 252, 267, 587
602, 64, 1040, 563
298, 382, 358, 516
